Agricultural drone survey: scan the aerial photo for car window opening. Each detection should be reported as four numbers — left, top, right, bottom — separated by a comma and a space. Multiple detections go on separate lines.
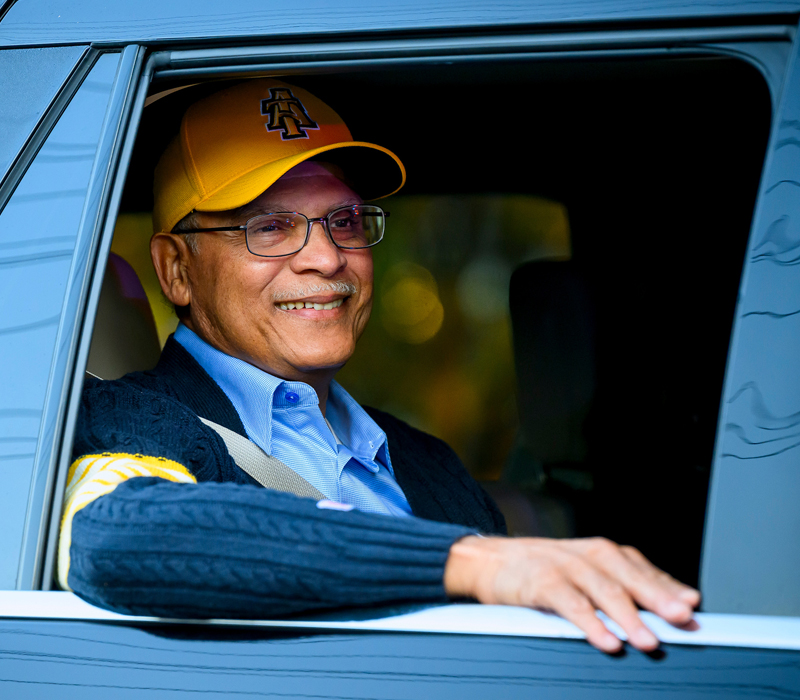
91, 53, 770, 593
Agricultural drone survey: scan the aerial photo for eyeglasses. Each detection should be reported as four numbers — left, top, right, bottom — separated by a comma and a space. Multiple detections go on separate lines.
176, 204, 389, 258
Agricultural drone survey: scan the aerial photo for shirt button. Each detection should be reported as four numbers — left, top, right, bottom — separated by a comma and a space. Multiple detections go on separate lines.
285, 391, 299, 403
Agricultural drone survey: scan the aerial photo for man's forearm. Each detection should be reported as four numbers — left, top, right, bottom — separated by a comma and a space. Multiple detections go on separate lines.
67, 475, 699, 656
68, 477, 475, 619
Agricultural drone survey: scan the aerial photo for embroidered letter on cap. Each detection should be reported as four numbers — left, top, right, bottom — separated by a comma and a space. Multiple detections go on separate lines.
260, 87, 319, 140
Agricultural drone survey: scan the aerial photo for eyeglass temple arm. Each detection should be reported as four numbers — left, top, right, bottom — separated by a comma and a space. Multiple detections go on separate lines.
173, 226, 247, 233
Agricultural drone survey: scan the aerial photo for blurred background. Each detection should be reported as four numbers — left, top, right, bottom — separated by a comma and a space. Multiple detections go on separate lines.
111, 192, 571, 484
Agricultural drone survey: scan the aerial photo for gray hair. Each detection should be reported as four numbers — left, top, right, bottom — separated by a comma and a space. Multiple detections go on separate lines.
172, 210, 201, 253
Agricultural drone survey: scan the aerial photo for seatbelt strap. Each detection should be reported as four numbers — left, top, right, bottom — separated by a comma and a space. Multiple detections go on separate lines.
84, 372, 324, 499
199, 417, 325, 500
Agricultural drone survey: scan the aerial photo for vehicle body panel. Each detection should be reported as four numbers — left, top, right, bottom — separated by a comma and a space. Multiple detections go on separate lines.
0, 0, 799, 47
0, 51, 124, 589
701, 18, 800, 615
1, 615, 799, 699
3, 594, 800, 651
2, 574, 799, 693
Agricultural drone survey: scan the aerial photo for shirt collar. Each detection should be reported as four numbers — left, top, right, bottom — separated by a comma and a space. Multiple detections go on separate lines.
174, 324, 295, 451
173, 324, 390, 472
327, 382, 393, 474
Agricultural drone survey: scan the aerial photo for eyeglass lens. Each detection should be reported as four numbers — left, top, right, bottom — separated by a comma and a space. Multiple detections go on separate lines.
245, 205, 385, 257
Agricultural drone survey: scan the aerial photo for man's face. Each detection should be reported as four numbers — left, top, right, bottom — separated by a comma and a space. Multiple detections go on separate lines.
178, 163, 374, 383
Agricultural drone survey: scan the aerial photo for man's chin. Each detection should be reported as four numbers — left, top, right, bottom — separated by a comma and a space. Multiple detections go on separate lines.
285, 348, 352, 375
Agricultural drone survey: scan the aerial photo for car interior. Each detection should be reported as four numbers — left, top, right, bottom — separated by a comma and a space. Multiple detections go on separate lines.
88, 53, 771, 591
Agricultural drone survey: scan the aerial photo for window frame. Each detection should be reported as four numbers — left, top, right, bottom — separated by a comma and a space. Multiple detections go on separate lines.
0, 43, 94, 590
10, 45, 146, 592
25, 25, 795, 614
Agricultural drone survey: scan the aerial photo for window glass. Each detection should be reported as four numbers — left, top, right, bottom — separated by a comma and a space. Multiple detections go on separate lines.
0, 46, 87, 183
0, 53, 120, 588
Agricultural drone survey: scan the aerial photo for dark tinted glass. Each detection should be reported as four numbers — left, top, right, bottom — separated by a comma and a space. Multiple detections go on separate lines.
0, 54, 120, 588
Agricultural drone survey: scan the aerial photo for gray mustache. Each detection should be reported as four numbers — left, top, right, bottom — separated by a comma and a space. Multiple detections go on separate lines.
272, 281, 357, 301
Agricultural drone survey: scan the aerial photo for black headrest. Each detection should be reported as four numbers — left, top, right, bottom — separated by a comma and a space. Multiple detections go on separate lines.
509, 260, 595, 463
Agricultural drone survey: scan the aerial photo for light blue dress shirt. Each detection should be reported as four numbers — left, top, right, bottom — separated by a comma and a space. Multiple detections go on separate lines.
174, 324, 412, 517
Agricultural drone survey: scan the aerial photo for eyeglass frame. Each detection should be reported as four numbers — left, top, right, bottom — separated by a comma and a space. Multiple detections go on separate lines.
173, 204, 390, 258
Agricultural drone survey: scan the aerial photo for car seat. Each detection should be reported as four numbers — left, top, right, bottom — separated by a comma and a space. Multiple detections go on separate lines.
495, 259, 597, 537
86, 252, 161, 379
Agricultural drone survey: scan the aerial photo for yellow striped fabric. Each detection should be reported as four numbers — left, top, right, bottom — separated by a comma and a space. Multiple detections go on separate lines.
57, 452, 196, 591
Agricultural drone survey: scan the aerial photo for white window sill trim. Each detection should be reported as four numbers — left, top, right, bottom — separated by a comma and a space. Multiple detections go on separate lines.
0, 592, 799, 651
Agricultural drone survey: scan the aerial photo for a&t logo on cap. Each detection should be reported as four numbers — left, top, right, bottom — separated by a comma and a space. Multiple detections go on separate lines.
260, 87, 319, 140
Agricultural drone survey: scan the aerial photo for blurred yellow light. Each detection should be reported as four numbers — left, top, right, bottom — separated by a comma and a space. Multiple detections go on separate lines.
381, 263, 445, 344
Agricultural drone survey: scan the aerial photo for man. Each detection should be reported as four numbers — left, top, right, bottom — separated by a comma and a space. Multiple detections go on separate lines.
60, 79, 699, 654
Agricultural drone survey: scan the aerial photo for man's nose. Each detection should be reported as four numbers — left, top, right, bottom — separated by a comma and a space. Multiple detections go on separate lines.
289, 220, 347, 276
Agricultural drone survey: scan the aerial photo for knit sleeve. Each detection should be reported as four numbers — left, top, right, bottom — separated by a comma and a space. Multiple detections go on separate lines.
60, 379, 257, 595
68, 477, 474, 619
57, 452, 197, 592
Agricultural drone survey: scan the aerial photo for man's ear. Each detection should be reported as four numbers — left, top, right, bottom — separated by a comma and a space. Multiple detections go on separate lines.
150, 233, 193, 308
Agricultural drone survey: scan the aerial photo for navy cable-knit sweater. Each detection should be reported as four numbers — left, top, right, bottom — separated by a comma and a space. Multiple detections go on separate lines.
68, 338, 506, 619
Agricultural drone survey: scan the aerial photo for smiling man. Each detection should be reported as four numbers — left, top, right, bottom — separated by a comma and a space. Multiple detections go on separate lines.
153, 160, 414, 517
161, 162, 378, 419
60, 79, 699, 654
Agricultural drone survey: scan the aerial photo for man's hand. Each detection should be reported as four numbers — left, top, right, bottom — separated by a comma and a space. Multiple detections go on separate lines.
443, 536, 700, 653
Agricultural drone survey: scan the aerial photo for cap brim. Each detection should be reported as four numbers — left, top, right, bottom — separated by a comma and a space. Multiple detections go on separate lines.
194, 141, 406, 213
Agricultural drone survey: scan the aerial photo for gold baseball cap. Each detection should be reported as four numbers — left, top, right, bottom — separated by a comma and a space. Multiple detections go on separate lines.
153, 79, 406, 233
